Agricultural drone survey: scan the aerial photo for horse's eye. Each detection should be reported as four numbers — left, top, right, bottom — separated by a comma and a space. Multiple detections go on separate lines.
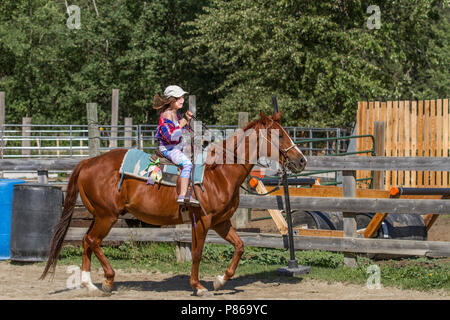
279, 134, 283, 139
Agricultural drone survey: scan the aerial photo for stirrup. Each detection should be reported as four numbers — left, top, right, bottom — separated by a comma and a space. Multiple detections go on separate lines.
177, 195, 186, 204
189, 195, 200, 206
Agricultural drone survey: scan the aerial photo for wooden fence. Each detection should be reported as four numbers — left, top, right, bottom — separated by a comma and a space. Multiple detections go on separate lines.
1, 156, 449, 260
357, 99, 450, 190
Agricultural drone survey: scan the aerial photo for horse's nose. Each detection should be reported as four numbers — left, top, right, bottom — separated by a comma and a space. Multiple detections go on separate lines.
299, 157, 307, 170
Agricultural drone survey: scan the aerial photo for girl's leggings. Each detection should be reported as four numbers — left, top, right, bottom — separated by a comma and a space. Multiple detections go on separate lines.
161, 147, 192, 178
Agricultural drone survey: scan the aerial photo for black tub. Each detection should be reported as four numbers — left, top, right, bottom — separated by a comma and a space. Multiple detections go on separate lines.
10, 184, 63, 262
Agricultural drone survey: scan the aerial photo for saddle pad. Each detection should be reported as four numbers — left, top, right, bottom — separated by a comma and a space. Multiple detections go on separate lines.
118, 148, 206, 189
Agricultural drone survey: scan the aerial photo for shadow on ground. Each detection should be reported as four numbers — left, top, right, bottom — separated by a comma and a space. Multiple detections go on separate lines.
111, 270, 305, 296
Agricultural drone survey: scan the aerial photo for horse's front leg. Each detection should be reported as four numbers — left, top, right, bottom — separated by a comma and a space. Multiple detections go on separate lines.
189, 213, 212, 296
212, 219, 244, 291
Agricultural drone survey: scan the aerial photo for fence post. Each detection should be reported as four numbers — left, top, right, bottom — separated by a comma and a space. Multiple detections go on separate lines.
86, 103, 100, 157
124, 117, 133, 148
0, 92, 4, 168
343, 170, 357, 267
373, 121, 385, 190
22, 117, 32, 157
233, 112, 249, 229
175, 96, 197, 263
110, 89, 119, 148
0, 92, 4, 133
37, 170, 49, 184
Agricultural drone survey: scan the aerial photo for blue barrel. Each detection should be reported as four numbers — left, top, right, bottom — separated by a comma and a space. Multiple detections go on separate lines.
0, 179, 26, 260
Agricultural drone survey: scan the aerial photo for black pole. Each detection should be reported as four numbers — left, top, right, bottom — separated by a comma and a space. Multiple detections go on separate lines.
282, 171, 298, 267
272, 95, 310, 276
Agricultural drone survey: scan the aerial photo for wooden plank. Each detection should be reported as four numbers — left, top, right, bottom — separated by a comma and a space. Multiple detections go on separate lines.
303, 156, 450, 171
404, 101, 411, 186
359, 101, 368, 183
65, 227, 450, 257
417, 100, 424, 187
86, 103, 100, 157
424, 100, 430, 186
411, 101, 417, 187
398, 101, 405, 186
294, 228, 344, 238
430, 99, 436, 186
392, 100, 399, 187
363, 212, 388, 238
238, 195, 450, 215
110, 89, 119, 148
444, 99, 449, 187
436, 99, 443, 186
255, 180, 288, 235
385, 101, 393, 189
267, 186, 390, 199
343, 170, 357, 267
373, 121, 385, 190
423, 214, 440, 231
356, 101, 363, 182
1, 156, 449, 172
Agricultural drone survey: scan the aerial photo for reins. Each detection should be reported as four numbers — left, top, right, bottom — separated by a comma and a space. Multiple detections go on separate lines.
186, 113, 294, 197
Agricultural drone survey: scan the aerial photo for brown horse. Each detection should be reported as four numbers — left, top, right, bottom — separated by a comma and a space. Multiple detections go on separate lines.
40, 111, 307, 296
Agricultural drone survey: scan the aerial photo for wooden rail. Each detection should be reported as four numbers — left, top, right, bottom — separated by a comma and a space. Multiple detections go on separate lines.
2, 156, 449, 261
65, 227, 450, 258
238, 195, 450, 214
1, 156, 450, 171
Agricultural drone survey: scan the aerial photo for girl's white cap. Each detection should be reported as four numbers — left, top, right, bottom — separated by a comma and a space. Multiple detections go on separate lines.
164, 85, 188, 98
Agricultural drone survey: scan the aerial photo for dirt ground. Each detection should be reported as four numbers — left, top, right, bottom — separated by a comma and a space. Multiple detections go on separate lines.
0, 262, 448, 300
1, 211, 448, 300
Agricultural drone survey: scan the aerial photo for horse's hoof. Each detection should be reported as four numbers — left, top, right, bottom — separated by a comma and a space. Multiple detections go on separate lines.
81, 282, 100, 293
213, 275, 226, 291
196, 288, 211, 297
102, 281, 114, 294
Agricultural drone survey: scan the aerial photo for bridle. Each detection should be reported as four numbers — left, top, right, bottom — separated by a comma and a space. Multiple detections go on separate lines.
258, 118, 301, 171
187, 114, 302, 196
188, 113, 300, 170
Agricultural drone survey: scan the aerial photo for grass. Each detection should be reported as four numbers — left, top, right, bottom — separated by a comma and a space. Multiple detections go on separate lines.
57, 241, 450, 292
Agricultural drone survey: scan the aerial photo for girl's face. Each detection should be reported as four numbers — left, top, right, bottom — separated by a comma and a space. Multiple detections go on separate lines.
173, 97, 184, 110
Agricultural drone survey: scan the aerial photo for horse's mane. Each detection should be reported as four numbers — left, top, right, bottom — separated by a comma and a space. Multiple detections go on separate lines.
205, 117, 265, 170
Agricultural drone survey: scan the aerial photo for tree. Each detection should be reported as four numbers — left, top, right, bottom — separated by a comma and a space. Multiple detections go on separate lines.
186, 0, 449, 127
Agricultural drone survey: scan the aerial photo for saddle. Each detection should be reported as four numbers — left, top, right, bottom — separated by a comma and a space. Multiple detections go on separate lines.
150, 149, 180, 167
118, 148, 206, 190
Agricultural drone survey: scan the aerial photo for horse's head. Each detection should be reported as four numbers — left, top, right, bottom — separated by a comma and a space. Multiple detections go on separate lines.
259, 111, 307, 173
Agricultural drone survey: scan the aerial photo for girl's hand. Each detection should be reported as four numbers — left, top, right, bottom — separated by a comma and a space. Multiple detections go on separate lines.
185, 110, 193, 121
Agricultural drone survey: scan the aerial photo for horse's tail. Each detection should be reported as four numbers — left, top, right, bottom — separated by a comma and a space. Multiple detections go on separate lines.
39, 159, 86, 280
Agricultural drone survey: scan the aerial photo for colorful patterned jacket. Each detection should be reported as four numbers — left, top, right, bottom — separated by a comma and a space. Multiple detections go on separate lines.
155, 111, 189, 151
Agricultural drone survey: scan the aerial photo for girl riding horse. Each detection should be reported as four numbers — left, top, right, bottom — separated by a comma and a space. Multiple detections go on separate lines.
153, 85, 199, 206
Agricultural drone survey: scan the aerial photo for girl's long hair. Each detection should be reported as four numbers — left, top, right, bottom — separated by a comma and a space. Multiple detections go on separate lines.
153, 94, 176, 113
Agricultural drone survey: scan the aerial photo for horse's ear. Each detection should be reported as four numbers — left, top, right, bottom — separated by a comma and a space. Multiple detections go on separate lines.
260, 110, 270, 124
273, 111, 281, 123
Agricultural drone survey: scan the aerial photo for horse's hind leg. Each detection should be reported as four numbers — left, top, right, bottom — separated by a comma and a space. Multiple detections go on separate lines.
80, 221, 98, 292
82, 215, 118, 293
212, 220, 244, 291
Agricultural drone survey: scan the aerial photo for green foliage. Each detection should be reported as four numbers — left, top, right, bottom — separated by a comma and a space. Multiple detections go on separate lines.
0, 1, 448, 127
186, 0, 449, 127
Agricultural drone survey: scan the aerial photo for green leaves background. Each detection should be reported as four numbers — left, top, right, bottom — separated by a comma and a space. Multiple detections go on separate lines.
0, 0, 448, 128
